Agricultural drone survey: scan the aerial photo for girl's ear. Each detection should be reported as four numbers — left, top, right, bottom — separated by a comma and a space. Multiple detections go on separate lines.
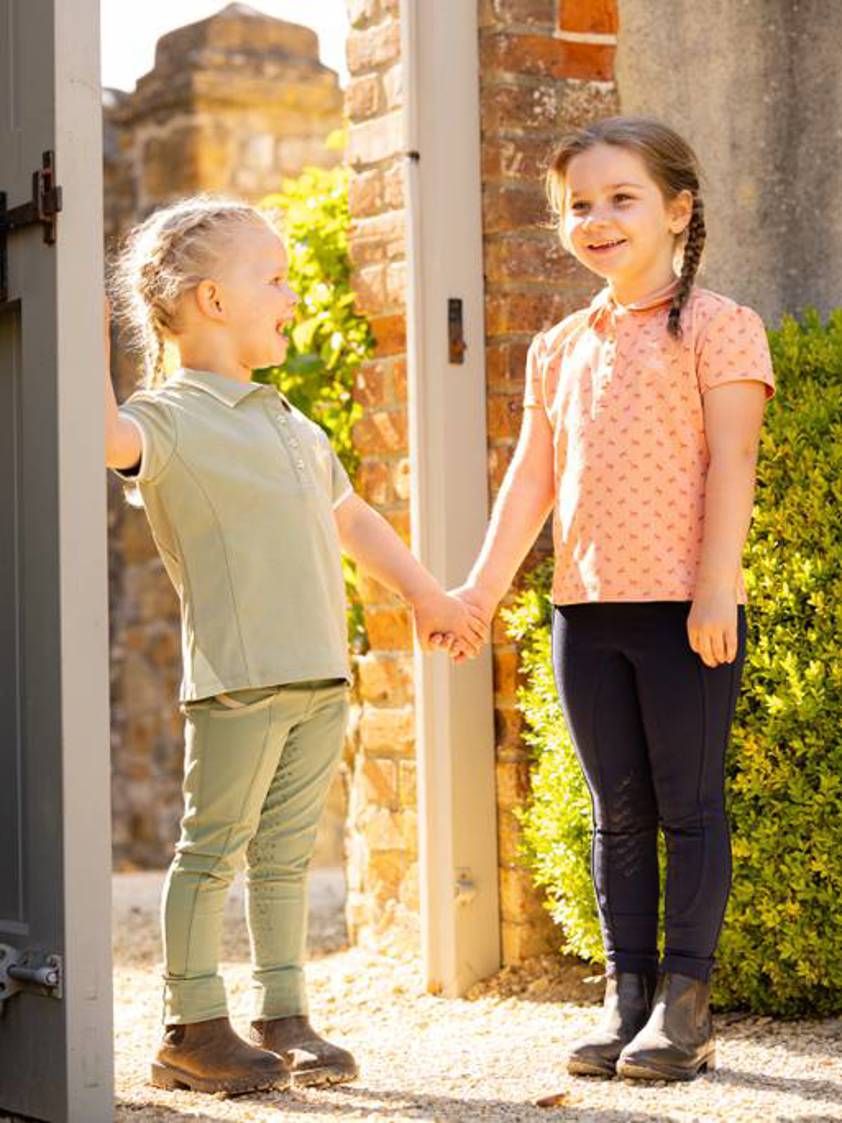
195, 279, 226, 322
669, 189, 694, 236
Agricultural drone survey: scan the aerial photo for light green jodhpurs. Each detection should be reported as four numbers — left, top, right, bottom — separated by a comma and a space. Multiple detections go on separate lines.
160, 679, 349, 1025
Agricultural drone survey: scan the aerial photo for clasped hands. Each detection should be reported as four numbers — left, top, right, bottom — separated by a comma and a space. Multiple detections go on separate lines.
412, 584, 496, 663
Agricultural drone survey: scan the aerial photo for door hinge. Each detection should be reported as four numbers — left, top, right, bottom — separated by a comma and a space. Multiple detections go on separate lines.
0, 150, 63, 304
0, 944, 63, 1007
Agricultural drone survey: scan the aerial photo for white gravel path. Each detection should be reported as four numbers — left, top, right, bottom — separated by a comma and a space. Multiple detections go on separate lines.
5, 872, 841, 1121
110, 871, 842, 1123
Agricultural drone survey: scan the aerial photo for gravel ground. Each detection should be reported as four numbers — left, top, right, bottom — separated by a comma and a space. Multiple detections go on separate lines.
108, 871, 842, 1123
5, 872, 840, 1122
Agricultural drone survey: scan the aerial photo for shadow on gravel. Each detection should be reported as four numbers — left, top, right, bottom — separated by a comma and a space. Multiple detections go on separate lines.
713, 1065, 842, 1111
115, 1086, 683, 1122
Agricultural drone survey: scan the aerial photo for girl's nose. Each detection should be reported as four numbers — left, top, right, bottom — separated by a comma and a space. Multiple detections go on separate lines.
582, 210, 607, 230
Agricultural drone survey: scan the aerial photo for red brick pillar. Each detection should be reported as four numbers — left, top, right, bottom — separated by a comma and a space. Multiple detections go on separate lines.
344, 0, 620, 962
344, 0, 420, 951
479, 0, 619, 962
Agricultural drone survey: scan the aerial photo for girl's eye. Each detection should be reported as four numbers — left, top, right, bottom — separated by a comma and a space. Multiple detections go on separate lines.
614, 194, 633, 204
570, 201, 589, 213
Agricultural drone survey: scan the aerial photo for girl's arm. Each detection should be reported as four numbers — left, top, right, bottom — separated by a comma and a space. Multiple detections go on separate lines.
446, 402, 556, 652
104, 300, 142, 470
333, 493, 488, 654
690, 381, 768, 667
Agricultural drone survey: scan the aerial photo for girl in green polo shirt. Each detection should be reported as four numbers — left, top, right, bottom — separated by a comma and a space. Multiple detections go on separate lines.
105, 196, 485, 1097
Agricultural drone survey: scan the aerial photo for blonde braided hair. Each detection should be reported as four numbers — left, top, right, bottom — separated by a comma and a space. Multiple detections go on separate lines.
110, 196, 280, 388
546, 116, 705, 337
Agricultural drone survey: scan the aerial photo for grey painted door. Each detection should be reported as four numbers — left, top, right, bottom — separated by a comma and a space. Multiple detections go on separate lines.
0, 2, 113, 1120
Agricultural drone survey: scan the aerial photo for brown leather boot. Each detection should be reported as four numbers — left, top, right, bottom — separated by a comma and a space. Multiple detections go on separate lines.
250, 1014, 358, 1087
150, 1016, 291, 1094
617, 972, 716, 1081
567, 971, 658, 1077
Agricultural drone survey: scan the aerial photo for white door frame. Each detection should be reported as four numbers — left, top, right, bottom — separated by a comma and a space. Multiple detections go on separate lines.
400, 0, 501, 997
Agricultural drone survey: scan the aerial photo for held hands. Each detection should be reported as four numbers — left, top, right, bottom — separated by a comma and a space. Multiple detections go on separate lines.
428, 584, 497, 664
687, 582, 739, 667
412, 585, 489, 658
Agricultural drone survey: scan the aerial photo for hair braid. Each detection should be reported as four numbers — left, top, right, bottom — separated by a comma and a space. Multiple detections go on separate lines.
667, 193, 706, 338
109, 195, 279, 389
546, 117, 707, 337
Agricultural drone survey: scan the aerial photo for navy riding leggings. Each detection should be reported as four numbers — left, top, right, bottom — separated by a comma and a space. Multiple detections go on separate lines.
551, 601, 747, 982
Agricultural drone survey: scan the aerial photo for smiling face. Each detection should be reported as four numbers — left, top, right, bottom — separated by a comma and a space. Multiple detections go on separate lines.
215, 220, 298, 370
562, 142, 691, 302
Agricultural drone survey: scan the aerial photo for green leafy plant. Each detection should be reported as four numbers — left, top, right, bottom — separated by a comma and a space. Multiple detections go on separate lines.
508, 309, 842, 1015
257, 163, 374, 650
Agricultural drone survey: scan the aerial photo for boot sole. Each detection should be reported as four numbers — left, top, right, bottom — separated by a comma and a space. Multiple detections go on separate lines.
567, 1056, 617, 1079
150, 1061, 290, 1095
291, 1063, 359, 1088
617, 1050, 716, 1083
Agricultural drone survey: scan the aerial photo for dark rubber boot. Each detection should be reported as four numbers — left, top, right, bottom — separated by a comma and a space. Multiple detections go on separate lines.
567, 971, 658, 1078
150, 1016, 291, 1095
617, 972, 716, 1082
250, 1014, 358, 1087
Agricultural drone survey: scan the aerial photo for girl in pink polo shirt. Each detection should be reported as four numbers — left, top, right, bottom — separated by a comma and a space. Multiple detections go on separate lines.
445, 118, 775, 1083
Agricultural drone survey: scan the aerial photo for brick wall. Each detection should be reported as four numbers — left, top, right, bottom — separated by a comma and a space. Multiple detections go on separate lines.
344, 0, 619, 962
343, 0, 420, 950
478, 0, 618, 961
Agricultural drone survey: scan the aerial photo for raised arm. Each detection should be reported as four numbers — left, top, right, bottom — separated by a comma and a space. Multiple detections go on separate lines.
104, 299, 142, 470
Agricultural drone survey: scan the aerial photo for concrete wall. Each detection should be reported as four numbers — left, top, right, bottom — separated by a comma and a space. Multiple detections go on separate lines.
616, 0, 842, 324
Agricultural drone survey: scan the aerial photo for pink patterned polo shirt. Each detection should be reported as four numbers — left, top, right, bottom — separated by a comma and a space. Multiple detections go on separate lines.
524, 284, 776, 606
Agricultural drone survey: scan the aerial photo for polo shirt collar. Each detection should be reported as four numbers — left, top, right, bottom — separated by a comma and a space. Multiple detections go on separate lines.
172, 367, 267, 407
587, 279, 680, 331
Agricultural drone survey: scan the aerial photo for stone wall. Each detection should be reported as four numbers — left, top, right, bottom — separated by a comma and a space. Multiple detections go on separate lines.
343, 0, 619, 962
106, 4, 344, 868
615, 0, 842, 324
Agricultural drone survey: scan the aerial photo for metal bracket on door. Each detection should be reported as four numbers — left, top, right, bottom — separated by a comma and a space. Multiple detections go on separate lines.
0, 150, 63, 304
0, 944, 63, 1008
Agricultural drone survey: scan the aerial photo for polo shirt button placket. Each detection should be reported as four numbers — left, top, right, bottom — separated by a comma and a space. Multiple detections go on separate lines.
287, 431, 306, 474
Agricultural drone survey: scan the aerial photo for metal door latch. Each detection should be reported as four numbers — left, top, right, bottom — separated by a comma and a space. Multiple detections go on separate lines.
448, 297, 466, 364
0, 150, 63, 304
454, 869, 477, 906
0, 944, 63, 1006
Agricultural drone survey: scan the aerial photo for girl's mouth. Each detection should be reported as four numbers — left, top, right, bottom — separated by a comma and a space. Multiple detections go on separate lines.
587, 238, 627, 253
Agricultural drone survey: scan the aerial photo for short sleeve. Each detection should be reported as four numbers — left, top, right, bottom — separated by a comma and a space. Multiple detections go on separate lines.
523, 332, 547, 410
112, 392, 177, 483
310, 424, 353, 507
329, 444, 353, 508
697, 304, 776, 399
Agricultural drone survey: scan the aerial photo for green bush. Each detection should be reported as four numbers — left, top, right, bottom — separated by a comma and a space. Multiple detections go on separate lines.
257, 160, 374, 650
507, 308, 842, 1016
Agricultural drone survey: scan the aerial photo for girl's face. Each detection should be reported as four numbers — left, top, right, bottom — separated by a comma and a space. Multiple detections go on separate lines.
212, 221, 299, 371
562, 143, 691, 299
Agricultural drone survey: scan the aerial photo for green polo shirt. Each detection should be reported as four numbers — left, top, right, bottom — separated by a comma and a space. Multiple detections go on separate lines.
114, 367, 353, 701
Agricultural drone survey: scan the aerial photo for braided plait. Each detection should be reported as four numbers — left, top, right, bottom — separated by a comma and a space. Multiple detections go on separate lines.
667, 193, 706, 338
110, 196, 276, 388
